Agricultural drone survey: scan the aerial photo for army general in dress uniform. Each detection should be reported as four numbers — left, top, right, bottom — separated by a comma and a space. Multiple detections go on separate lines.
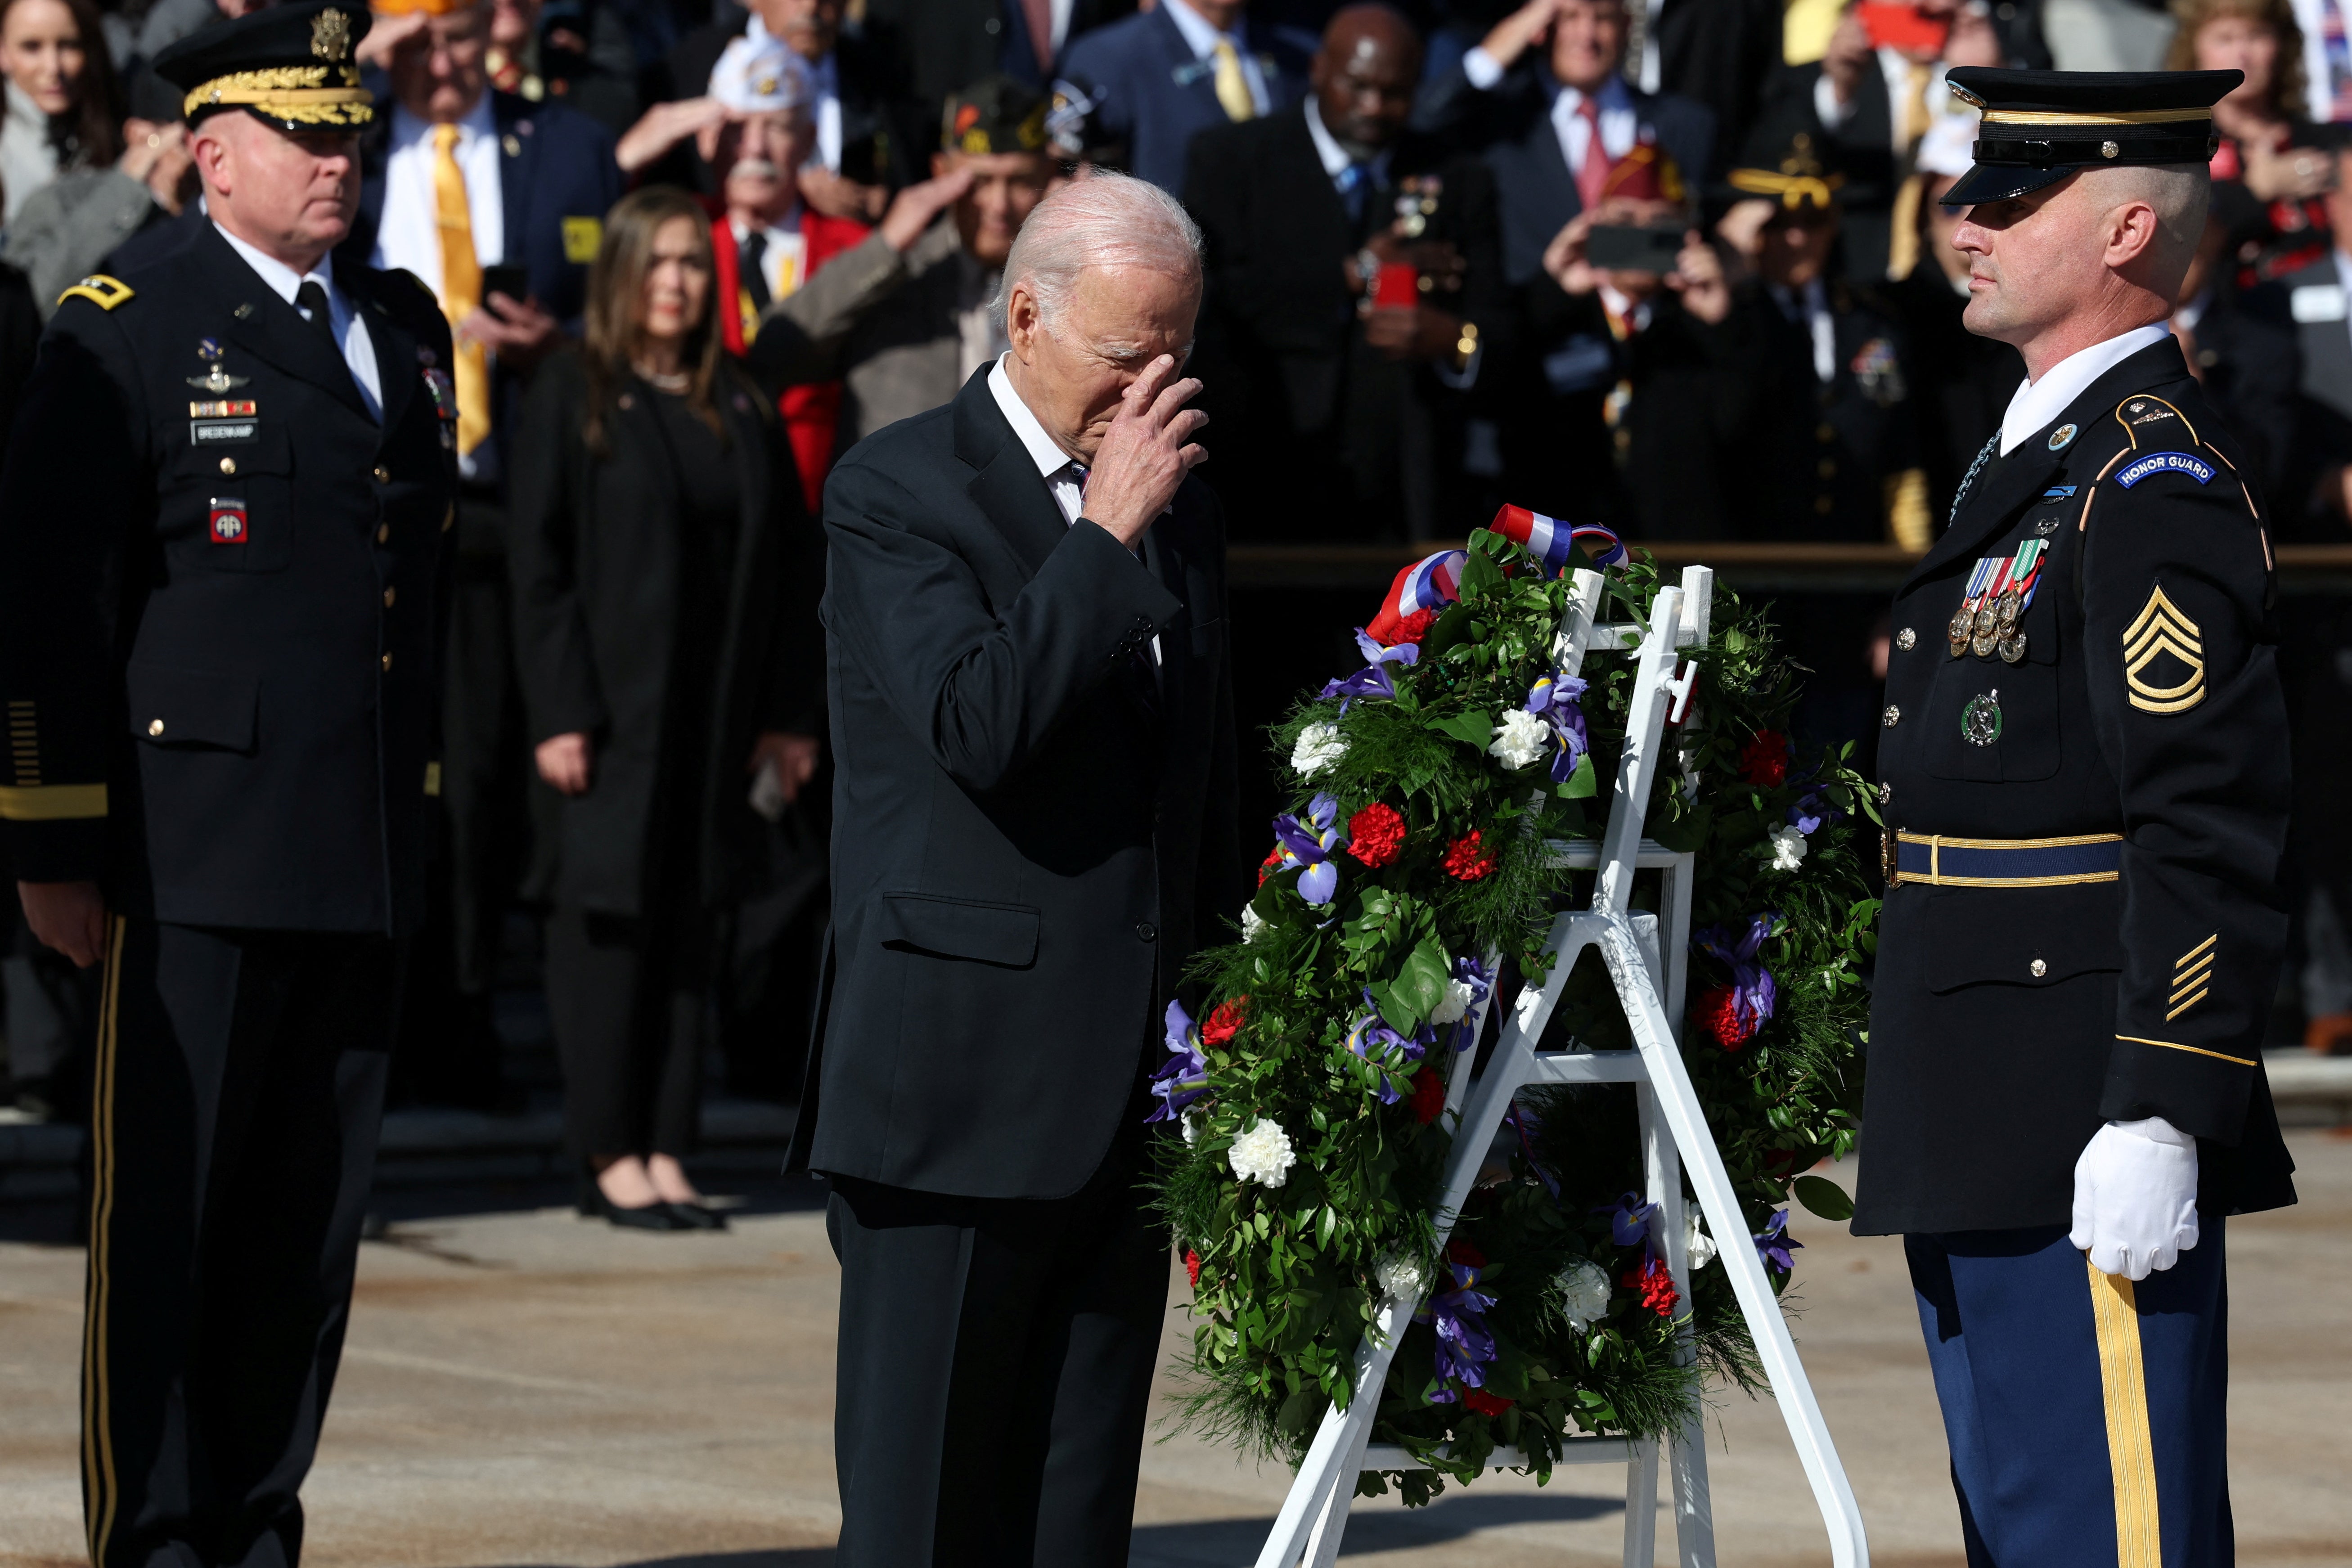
1859, 68, 2297, 1567
0, 5, 459, 1564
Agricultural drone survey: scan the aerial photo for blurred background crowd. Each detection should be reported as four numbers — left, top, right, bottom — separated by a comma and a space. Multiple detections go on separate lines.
4, 0, 2352, 1217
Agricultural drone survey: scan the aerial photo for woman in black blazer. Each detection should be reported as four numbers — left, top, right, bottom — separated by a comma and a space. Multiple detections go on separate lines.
508, 186, 824, 1231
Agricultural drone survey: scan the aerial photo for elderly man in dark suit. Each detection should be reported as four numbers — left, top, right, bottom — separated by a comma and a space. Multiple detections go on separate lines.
1054, 0, 1314, 192
791, 170, 1239, 1565
1414, 0, 1715, 286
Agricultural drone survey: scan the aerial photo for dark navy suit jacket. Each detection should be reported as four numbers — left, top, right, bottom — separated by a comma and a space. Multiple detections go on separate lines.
1057, 5, 1313, 194
1417, 61, 1716, 286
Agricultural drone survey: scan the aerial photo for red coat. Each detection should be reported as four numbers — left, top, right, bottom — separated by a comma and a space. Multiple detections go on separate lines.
711, 207, 870, 514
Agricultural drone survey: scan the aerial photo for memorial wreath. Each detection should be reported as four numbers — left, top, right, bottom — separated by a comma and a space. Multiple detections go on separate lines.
1147, 514, 1883, 1505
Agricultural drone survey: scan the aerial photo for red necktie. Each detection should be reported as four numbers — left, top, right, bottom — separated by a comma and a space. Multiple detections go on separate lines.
1574, 96, 1610, 211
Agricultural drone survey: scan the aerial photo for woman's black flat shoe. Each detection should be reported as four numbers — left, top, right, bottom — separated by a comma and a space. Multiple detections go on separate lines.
582, 1186, 693, 1231
665, 1201, 728, 1231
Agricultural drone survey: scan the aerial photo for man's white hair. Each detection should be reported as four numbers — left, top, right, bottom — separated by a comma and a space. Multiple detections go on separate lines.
993, 171, 1204, 333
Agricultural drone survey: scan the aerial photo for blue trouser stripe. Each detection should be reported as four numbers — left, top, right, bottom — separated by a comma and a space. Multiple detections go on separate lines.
1905, 1223, 2231, 1567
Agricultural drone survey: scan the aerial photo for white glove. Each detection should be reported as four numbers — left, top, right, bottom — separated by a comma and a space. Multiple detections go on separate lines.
2069, 1116, 2199, 1280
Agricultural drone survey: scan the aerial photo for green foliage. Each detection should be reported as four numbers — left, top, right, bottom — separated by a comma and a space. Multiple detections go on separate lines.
1154, 536, 1875, 1503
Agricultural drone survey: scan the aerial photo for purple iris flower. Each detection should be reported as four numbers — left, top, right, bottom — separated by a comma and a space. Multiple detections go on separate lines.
1416, 1253, 1500, 1399
1525, 673, 1590, 782
1755, 1209, 1803, 1273
1270, 792, 1349, 905
1145, 999, 1209, 1123
1345, 990, 1437, 1104
1787, 792, 1830, 835
1595, 1191, 1660, 1249
1448, 954, 1493, 1053
1693, 912, 1781, 1039
1318, 629, 1419, 714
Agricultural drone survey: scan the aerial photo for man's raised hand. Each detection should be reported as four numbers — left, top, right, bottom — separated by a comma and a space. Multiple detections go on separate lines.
1080, 355, 1207, 548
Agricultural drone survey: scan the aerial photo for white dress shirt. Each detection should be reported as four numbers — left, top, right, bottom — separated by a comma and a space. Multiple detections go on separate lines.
1301, 94, 1391, 191
1998, 323, 2172, 456
215, 223, 383, 420
987, 352, 1160, 661
1458, 49, 1635, 179
2291, 0, 2352, 121
1771, 277, 1836, 386
372, 94, 506, 297
1812, 49, 1949, 153
732, 209, 806, 301
1162, 0, 1272, 116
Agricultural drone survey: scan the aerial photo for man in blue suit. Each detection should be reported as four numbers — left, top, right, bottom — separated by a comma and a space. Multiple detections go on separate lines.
340, 0, 623, 1109
1415, 0, 1714, 287
1052, 0, 1313, 193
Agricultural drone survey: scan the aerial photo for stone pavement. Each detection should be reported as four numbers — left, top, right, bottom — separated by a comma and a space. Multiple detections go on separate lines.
2, 1132, 2347, 1568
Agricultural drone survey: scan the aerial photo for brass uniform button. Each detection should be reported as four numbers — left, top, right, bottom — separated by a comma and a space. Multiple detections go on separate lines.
1896, 627, 1916, 652
382, 586, 396, 608
376, 524, 389, 544
219, 457, 237, 475
2029, 958, 2048, 978
380, 652, 394, 672
1882, 704, 1901, 728
1816, 423, 1835, 441
1817, 458, 1836, 479
147, 719, 164, 737
372, 465, 389, 483
1814, 495, 1834, 516
1877, 781, 1892, 805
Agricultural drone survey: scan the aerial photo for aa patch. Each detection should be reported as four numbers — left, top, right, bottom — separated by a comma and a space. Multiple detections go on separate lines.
2115, 451, 2215, 489
209, 498, 248, 545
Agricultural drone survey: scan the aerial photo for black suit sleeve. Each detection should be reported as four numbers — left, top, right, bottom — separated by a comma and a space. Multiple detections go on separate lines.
2081, 427, 2290, 1143
820, 458, 1182, 794
0, 301, 150, 881
504, 358, 611, 744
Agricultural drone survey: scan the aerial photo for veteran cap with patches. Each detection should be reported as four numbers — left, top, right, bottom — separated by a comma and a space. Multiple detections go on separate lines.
1725, 99, 1850, 212
152, 0, 373, 131
1940, 67, 2241, 207
940, 73, 1048, 156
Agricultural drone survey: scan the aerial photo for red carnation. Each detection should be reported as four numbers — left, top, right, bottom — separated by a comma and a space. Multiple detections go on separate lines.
1738, 730, 1790, 789
1257, 843, 1285, 886
1385, 607, 1439, 646
1442, 831, 1497, 881
1201, 997, 1246, 1046
1347, 802, 1407, 867
1462, 1387, 1514, 1417
1409, 1065, 1447, 1125
1184, 1248, 1202, 1289
1694, 984, 1756, 1050
1620, 1255, 1679, 1317
1446, 1236, 1486, 1269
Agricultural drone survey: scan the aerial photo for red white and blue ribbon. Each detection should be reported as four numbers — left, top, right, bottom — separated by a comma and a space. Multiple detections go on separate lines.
1490, 504, 1625, 574
1363, 508, 1623, 643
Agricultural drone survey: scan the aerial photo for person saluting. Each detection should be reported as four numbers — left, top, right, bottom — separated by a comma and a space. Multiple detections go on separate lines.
0, 4, 458, 1562
1859, 67, 2296, 1564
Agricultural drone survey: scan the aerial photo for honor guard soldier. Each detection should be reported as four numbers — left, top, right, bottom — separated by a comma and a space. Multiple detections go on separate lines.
0, 4, 458, 1564
1857, 68, 2297, 1566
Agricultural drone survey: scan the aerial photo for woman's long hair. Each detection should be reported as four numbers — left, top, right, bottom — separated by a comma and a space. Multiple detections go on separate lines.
581, 185, 726, 457
2165, 0, 2307, 122
0, 0, 123, 168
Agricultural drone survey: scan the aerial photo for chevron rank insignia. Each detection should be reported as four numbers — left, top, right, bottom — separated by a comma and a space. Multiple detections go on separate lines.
57, 274, 133, 311
2123, 585, 2205, 714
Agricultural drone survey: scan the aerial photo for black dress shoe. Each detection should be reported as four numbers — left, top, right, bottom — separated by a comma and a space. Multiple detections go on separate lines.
665, 1201, 728, 1231
581, 1184, 693, 1231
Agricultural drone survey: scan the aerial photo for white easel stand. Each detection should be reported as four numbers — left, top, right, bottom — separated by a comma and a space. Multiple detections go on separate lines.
1252, 566, 1869, 1568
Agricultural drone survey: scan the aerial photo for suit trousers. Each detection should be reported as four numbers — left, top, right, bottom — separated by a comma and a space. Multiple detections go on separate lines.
825, 1109, 1171, 1567
1907, 1222, 2231, 1568
81, 917, 398, 1568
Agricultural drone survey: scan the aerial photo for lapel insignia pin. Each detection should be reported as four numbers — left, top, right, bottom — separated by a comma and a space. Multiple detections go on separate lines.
2048, 423, 2078, 451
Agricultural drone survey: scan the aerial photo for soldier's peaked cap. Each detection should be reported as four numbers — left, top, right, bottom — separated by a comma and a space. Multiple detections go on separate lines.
1940, 67, 2240, 207
152, 0, 375, 134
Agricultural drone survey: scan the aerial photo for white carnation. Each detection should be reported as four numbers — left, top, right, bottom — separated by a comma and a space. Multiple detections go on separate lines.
1557, 1258, 1612, 1333
1182, 1108, 1205, 1148
1291, 723, 1346, 778
1241, 906, 1268, 944
1686, 1212, 1718, 1271
1228, 1117, 1297, 1188
1489, 708, 1549, 769
1429, 975, 1476, 1026
1767, 823, 1808, 871
1374, 1251, 1426, 1303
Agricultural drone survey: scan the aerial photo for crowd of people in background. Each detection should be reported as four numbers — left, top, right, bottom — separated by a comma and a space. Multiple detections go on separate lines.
7, 0, 2352, 1210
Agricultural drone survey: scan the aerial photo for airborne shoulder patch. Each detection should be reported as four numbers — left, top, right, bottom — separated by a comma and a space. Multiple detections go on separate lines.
2123, 585, 2205, 714
57, 274, 133, 312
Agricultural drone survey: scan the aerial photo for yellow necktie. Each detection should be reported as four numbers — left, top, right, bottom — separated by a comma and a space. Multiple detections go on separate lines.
1901, 60, 1933, 147
1212, 40, 1255, 122
432, 123, 491, 456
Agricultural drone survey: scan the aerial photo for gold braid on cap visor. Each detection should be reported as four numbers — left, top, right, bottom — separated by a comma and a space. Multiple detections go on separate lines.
1727, 168, 1844, 208
185, 64, 374, 125
1977, 107, 2213, 125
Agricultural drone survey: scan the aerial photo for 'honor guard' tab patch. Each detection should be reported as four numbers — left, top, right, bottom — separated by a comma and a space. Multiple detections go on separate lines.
2116, 451, 2216, 488
57, 274, 133, 311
